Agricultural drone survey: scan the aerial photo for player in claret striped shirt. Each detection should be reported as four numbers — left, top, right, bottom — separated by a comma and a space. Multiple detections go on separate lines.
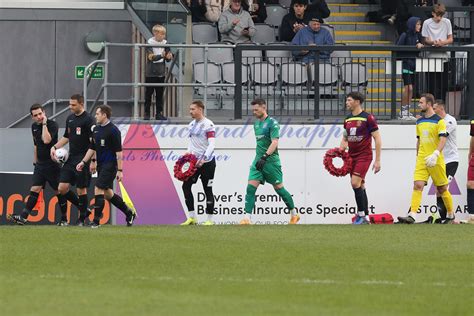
340, 92, 382, 225
180, 101, 217, 226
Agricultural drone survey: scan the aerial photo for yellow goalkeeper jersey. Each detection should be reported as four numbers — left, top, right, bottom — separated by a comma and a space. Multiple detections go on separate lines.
416, 114, 448, 158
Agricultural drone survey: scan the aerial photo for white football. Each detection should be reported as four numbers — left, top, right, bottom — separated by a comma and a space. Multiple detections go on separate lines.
55, 147, 69, 164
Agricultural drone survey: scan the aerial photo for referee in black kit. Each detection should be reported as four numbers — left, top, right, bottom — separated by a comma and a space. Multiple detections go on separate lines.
8, 104, 70, 225
50, 94, 93, 226
76, 105, 136, 228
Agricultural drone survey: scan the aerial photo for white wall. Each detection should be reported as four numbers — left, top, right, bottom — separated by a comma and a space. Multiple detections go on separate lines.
117, 122, 472, 224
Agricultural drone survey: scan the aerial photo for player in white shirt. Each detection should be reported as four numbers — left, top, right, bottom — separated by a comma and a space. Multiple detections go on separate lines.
432, 99, 458, 223
180, 101, 217, 226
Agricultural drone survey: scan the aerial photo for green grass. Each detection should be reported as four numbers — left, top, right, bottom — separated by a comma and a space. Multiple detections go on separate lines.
1, 225, 473, 315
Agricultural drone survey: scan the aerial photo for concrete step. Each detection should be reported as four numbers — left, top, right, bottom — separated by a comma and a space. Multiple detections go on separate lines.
331, 22, 387, 32
326, 0, 357, 4
337, 40, 390, 45
326, 12, 367, 23
335, 30, 382, 41
368, 78, 403, 83
351, 50, 391, 57
328, 4, 380, 14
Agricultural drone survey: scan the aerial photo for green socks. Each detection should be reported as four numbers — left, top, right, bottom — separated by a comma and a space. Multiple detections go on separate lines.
275, 187, 295, 210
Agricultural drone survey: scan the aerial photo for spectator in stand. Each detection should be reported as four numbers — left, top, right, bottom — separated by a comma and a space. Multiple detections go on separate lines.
145, 24, 173, 120
397, 16, 424, 120
280, 0, 313, 42
188, 0, 208, 22
243, 0, 267, 23
291, 17, 334, 64
204, 0, 224, 23
219, 0, 256, 43
220, 0, 267, 24
421, 4, 453, 101
306, 0, 330, 21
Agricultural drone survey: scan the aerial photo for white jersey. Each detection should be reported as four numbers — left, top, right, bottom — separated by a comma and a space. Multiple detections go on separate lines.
187, 117, 216, 161
443, 113, 458, 164
148, 38, 167, 63
421, 18, 452, 59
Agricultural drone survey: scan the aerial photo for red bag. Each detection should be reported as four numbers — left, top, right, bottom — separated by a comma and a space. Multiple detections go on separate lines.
351, 213, 394, 224
369, 213, 394, 224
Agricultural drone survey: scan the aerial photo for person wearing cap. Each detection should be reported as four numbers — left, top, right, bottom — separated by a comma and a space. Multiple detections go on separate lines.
291, 17, 334, 64
218, 0, 256, 43
279, 0, 313, 42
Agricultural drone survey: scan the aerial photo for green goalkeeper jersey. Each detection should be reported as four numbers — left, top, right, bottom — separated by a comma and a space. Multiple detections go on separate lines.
254, 116, 280, 163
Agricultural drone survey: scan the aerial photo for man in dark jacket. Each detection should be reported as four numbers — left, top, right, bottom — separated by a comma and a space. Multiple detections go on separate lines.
291, 17, 334, 63
279, 0, 313, 42
396, 16, 423, 120
306, 0, 330, 20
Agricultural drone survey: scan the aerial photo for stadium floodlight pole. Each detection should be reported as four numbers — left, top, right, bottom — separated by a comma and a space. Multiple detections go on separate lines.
133, 44, 140, 119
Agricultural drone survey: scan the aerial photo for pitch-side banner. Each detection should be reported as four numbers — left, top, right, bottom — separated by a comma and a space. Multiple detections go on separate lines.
0, 173, 111, 225
112, 121, 471, 225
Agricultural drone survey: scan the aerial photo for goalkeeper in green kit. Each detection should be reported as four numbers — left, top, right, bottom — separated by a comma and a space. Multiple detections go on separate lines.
240, 99, 300, 225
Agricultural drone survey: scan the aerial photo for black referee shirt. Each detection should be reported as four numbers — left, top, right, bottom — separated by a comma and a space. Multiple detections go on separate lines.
91, 121, 122, 168
63, 111, 94, 157
32, 120, 58, 164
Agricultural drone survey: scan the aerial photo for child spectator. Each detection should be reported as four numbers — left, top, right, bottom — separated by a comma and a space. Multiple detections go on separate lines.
397, 16, 423, 120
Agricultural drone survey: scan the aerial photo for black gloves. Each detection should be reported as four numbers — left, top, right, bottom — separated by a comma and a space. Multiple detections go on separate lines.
255, 154, 269, 171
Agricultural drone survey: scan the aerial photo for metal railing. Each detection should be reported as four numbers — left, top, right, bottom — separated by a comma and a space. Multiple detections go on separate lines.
97, 42, 237, 119
232, 44, 474, 120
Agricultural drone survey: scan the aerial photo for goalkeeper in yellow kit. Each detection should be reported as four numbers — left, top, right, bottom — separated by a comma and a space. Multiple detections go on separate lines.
398, 93, 455, 224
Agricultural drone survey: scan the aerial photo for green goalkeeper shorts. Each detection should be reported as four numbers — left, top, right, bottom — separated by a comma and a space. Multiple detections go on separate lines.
248, 159, 283, 185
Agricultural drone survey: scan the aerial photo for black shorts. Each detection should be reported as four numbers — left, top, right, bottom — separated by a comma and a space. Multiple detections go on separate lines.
402, 72, 415, 86
59, 155, 92, 189
32, 162, 60, 190
96, 164, 117, 190
446, 161, 458, 180
186, 159, 216, 185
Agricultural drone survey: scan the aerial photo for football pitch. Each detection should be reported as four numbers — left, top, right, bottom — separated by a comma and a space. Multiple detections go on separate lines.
1, 225, 473, 315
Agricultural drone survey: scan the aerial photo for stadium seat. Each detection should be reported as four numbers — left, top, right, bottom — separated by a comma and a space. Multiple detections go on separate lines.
253, 23, 277, 44
192, 47, 205, 63
192, 22, 219, 44
280, 62, 308, 96
309, 62, 339, 96
193, 62, 222, 97
453, 11, 470, 40
321, 24, 336, 41
249, 61, 278, 96
240, 43, 263, 65
279, 0, 292, 8
208, 44, 234, 64
266, 42, 292, 65
330, 48, 351, 66
340, 62, 368, 91
265, 5, 288, 27
166, 23, 186, 44
222, 62, 250, 96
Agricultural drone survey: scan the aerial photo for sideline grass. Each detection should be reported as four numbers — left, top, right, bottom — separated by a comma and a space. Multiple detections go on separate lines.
1, 225, 473, 315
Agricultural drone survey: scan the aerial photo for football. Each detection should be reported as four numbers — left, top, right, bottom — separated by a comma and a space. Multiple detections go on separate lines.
55, 147, 69, 164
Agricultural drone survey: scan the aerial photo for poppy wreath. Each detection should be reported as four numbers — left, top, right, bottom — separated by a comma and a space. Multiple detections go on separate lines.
323, 148, 353, 177
174, 153, 198, 181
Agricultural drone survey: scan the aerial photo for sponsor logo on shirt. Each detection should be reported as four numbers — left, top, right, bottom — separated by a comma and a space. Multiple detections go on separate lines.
76, 127, 81, 135
101, 139, 105, 146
